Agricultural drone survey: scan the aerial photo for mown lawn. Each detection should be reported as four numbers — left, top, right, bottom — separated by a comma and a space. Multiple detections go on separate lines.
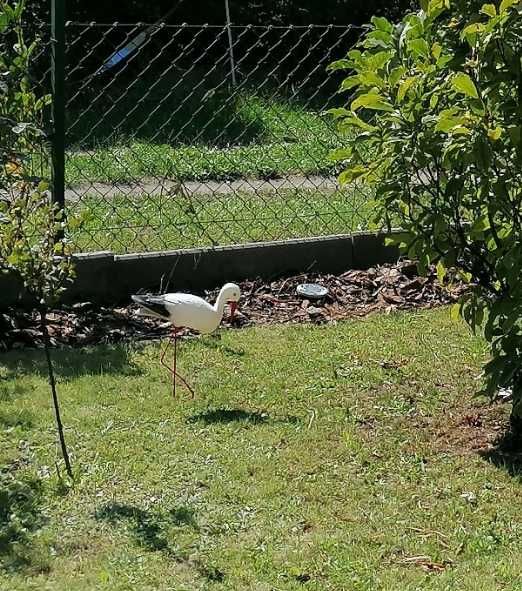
69, 187, 372, 253
1, 308, 520, 590
64, 93, 340, 186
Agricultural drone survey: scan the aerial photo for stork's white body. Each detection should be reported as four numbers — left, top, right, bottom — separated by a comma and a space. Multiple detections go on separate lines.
131, 283, 241, 334
145, 293, 224, 334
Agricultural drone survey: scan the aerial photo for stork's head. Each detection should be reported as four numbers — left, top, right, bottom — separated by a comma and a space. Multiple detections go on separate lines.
221, 282, 241, 321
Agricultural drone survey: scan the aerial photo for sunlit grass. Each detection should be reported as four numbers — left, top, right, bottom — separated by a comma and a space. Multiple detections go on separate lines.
69, 187, 373, 253
2, 309, 521, 590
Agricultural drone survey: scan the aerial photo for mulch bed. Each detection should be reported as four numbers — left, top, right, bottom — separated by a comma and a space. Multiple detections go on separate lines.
0, 260, 467, 351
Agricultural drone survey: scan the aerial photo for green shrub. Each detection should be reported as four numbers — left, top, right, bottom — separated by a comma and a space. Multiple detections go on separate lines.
331, 0, 522, 433
0, 0, 74, 476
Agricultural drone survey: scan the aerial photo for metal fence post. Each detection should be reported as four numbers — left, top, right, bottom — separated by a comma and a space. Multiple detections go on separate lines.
51, 0, 65, 213
224, 0, 237, 87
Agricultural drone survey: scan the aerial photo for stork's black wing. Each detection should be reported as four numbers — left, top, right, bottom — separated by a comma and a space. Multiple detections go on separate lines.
131, 294, 170, 320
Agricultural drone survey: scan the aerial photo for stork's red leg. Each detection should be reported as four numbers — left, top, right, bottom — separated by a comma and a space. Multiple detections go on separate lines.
174, 368, 196, 399
172, 328, 178, 398
160, 335, 172, 371
172, 332, 195, 398
159, 328, 195, 399
160, 333, 173, 372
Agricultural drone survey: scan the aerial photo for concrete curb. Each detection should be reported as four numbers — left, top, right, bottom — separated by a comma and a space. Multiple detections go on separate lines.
0, 231, 401, 309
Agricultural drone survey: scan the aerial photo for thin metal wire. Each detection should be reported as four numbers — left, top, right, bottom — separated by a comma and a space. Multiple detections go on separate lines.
66, 22, 368, 30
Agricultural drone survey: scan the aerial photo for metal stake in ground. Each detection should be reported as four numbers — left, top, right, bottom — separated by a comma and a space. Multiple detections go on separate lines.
224, 0, 237, 87
132, 283, 241, 397
51, 0, 65, 231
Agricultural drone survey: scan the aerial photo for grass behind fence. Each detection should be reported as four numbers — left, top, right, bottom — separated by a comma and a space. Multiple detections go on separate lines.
70, 187, 373, 253
65, 91, 340, 185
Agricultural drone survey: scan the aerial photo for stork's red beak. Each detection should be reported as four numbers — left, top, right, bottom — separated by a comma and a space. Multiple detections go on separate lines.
229, 301, 238, 322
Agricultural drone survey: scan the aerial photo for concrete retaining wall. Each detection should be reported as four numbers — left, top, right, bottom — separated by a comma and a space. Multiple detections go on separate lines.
0, 231, 400, 310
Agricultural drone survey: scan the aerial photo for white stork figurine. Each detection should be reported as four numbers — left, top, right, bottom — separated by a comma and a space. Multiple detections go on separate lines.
132, 283, 241, 397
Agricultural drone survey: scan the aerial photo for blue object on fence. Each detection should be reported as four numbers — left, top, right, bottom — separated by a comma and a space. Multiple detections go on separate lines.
99, 30, 150, 73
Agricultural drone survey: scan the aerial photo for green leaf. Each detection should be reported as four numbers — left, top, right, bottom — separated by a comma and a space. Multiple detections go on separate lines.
339, 113, 377, 131
329, 147, 352, 161
436, 260, 447, 282
340, 76, 361, 91
461, 23, 486, 45
435, 109, 468, 133
428, 0, 449, 17
327, 58, 351, 72
351, 93, 394, 112
431, 42, 442, 60
420, 0, 429, 12
338, 165, 367, 185
359, 71, 385, 88
0, 12, 9, 31
500, 0, 519, 13
488, 127, 503, 141
367, 51, 394, 70
452, 72, 479, 98
470, 215, 490, 237
371, 16, 393, 33
451, 303, 462, 321
327, 107, 352, 120
364, 32, 392, 50
408, 38, 430, 58
480, 3, 497, 17
389, 66, 406, 87
397, 77, 417, 102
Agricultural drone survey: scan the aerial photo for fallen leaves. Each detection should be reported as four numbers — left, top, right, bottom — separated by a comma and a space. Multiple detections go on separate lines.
0, 260, 467, 351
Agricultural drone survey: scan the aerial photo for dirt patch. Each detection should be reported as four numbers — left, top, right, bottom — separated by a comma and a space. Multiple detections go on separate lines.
0, 260, 466, 351
431, 402, 510, 456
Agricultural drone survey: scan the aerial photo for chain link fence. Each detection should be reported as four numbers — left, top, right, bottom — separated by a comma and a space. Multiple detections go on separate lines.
43, 20, 373, 253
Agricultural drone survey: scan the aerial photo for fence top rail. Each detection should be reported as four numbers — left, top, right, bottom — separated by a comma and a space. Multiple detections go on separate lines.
63, 21, 369, 31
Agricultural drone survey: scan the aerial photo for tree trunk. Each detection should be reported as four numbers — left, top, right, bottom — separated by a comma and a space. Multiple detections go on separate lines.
508, 379, 522, 451
40, 309, 73, 479
510, 410, 522, 444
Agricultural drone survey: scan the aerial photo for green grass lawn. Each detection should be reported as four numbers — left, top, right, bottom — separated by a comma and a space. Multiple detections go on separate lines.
64, 93, 340, 186
69, 187, 372, 253
2, 308, 521, 590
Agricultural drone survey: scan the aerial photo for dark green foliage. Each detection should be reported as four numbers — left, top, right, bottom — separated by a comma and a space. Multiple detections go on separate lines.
332, 0, 522, 427
30, 0, 413, 26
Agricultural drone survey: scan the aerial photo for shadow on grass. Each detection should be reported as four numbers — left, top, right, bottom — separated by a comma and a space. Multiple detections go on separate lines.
0, 471, 48, 574
67, 73, 267, 150
480, 426, 522, 479
188, 407, 301, 426
482, 449, 522, 479
0, 344, 141, 380
95, 502, 197, 556
95, 502, 226, 583
200, 336, 246, 358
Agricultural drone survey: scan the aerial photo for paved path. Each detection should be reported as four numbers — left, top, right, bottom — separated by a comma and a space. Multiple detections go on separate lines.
64, 174, 339, 201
